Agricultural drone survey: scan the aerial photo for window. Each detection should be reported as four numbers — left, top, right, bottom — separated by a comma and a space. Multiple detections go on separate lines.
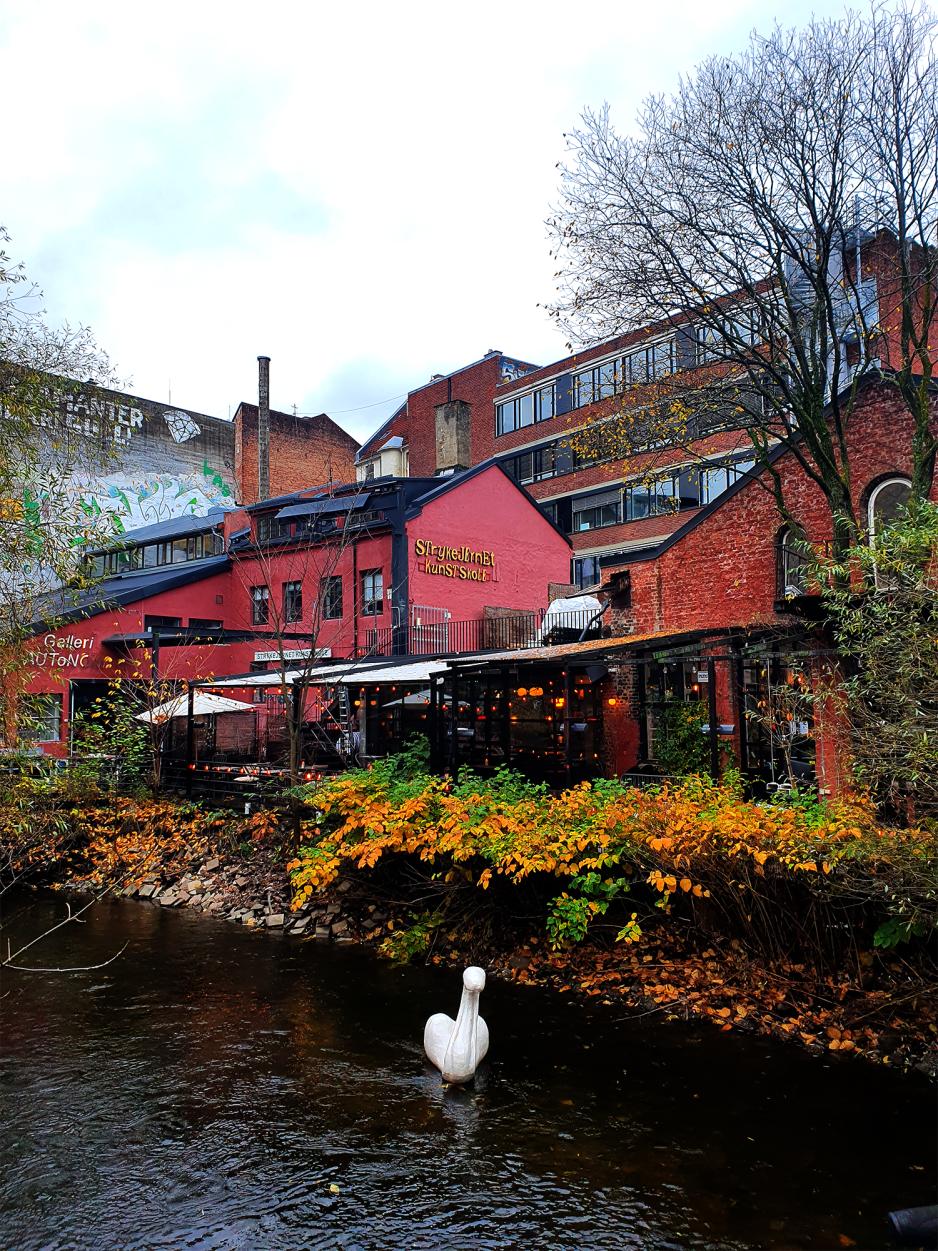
778, 526, 810, 598
251, 585, 270, 625
572, 341, 675, 410
868, 477, 912, 537
361, 459, 377, 480
361, 569, 383, 616
283, 580, 303, 623
144, 615, 181, 630
188, 618, 223, 632
695, 324, 724, 364
495, 383, 555, 435
20, 693, 62, 743
503, 439, 576, 485
535, 385, 555, 422
572, 555, 602, 589
695, 311, 759, 365
647, 338, 676, 378
321, 575, 343, 620
624, 477, 678, 520
572, 489, 622, 532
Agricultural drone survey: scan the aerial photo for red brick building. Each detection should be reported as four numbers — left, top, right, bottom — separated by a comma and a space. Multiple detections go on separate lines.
234, 403, 360, 506
356, 230, 935, 590
22, 465, 572, 757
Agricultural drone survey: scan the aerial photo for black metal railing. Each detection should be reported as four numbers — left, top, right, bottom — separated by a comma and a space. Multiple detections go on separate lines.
359, 609, 601, 659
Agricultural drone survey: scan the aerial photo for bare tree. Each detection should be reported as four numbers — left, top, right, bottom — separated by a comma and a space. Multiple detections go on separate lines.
229, 496, 386, 787
548, 6, 938, 558
860, 3, 938, 497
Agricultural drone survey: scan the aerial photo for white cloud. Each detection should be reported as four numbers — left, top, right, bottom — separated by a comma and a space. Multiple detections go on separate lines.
2, 0, 862, 443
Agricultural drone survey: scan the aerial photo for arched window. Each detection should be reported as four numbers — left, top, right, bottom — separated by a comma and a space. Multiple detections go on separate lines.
868, 477, 912, 538
778, 525, 810, 598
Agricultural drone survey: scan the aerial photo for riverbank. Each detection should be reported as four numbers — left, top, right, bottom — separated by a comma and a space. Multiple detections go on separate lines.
3, 772, 935, 1076
33, 835, 934, 1078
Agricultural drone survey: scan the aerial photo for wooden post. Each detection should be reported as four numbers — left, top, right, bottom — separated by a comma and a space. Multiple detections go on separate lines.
707, 657, 720, 780
185, 681, 195, 799
563, 664, 573, 788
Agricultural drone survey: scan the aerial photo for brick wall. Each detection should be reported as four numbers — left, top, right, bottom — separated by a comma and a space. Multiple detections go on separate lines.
234, 404, 360, 505
618, 383, 938, 638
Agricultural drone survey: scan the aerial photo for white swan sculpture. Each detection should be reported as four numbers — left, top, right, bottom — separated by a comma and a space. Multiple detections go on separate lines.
424, 966, 489, 1084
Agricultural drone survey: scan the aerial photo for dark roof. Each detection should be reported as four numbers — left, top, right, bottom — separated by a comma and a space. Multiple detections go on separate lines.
406, 459, 572, 546
90, 511, 227, 551
277, 492, 372, 520
32, 556, 230, 631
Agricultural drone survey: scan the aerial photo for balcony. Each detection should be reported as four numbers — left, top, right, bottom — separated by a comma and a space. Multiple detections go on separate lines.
359, 608, 603, 659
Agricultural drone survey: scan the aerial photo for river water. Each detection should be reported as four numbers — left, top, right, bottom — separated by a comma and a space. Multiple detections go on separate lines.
0, 894, 934, 1251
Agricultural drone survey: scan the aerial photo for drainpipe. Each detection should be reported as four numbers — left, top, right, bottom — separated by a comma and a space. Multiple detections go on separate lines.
577, 599, 610, 643
257, 355, 270, 502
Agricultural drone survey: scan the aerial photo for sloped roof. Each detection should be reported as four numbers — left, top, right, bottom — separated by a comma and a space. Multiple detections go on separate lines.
88, 512, 227, 551
32, 556, 230, 632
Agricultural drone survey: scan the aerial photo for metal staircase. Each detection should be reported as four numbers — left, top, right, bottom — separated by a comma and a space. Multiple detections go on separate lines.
304, 683, 358, 768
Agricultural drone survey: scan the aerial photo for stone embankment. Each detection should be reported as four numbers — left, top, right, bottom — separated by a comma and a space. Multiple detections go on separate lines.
112, 853, 381, 943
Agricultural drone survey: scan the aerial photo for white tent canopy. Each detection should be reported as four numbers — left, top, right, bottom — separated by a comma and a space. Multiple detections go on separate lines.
136, 692, 255, 723
333, 660, 450, 686
204, 659, 448, 690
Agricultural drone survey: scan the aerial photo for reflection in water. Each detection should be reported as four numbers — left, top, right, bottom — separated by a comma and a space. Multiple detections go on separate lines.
0, 894, 934, 1251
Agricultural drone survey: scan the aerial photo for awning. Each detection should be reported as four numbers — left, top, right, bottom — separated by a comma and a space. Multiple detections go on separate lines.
202, 659, 392, 689
136, 692, 255, 723
276, 492, 371, 521
337, 660, 451, 686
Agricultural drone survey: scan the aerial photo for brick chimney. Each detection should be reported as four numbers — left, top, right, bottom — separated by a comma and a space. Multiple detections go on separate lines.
434, 400, 471, 474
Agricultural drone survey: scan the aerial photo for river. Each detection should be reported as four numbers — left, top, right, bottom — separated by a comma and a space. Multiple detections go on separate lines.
0, 894, 934, 1250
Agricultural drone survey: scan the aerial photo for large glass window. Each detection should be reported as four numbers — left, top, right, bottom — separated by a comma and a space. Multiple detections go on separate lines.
572, 555, 602, 588
648, 339, 676, 377
502, 439, 577, 485
283, 580, 303, 623
361, 569, 384, 616
624, 477, 678, 519
495, 383, 555, 435
321, 575, 343, 620
251, 585, 270, 625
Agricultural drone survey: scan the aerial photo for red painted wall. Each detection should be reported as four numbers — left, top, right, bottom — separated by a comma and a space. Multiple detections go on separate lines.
407, 467, 571, 617
24, 569, 234, 756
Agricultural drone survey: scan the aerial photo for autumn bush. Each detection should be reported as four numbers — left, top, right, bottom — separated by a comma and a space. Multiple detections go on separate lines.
288, 749, 938, 968
0, 772, 271, 893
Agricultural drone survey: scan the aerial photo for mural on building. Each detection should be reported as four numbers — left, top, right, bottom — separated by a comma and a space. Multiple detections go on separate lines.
74, 461, 234, 533
57, 385, 237, 536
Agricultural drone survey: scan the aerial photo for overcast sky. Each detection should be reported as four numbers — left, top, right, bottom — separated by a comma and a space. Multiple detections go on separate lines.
2, 0, 863, 444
